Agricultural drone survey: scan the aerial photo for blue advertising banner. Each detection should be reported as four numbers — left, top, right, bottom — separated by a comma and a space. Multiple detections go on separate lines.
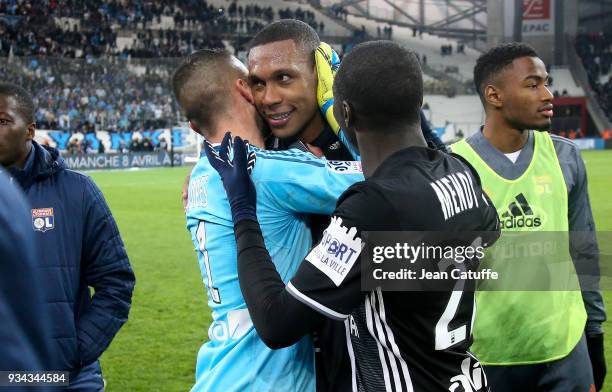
63, 151, 184, 170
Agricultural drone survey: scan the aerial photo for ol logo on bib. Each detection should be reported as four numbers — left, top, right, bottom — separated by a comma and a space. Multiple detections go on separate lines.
32, 208, 55, 232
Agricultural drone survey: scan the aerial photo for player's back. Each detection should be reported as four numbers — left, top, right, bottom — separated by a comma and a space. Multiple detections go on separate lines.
186, 146, 362, 392
339, 147, 499, 391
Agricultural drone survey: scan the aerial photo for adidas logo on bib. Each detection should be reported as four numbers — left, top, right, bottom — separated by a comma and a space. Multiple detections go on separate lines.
499, 193, 542, 229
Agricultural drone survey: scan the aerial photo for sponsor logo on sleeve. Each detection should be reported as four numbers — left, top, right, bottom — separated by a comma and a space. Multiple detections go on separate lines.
305, 216, 363, 286
186, 175, 209, 210
326, 160, 362, 174
32, 208, 54, 232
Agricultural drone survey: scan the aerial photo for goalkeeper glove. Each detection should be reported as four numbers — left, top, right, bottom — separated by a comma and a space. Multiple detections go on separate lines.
204, 132, 257, 225
315, 42, 341, 135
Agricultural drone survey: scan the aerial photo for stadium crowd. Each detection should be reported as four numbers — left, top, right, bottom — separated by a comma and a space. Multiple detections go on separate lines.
576, 31, 612, 121
0, 53, 458, 135
0, 0, 327, 59
0, 56, 178, 133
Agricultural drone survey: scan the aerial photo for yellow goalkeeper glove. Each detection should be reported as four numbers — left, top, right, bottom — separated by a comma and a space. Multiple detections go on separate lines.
315, 42, 341, 136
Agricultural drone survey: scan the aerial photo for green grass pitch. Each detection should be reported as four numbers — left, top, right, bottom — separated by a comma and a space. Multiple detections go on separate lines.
90, 150, 612, 391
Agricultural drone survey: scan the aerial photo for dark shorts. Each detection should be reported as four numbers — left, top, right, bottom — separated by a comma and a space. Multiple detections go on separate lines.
484, 335, 594, 392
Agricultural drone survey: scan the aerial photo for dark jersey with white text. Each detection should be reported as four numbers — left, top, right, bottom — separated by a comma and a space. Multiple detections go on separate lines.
287, 147, 500, 391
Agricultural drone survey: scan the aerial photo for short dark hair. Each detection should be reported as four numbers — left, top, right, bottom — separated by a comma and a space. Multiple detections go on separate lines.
248, 19, 320, 59
473, 42, 539, 102
172, 49, 236, 131
333, 41, 423, 128
0, 82, 35, 123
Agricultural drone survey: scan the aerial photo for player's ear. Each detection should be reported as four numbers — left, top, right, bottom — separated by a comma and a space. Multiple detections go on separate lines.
484, 84, 502, 109
236, 79, 254, 105
333, 99, 351, 130
26, 122, 35, 141
341, 100, 354, 129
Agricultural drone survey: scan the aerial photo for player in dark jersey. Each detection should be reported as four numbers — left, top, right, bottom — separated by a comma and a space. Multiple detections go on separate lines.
205, 41, 500, 391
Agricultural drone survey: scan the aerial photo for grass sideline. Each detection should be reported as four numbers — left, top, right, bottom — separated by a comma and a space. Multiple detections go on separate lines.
91, 150, 612, 391
93, 167, 203, 391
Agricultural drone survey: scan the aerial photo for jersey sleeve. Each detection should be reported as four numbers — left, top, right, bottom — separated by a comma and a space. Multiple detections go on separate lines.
256, 149, 364, 215
287, 184, 394, 319
566, 144, 606, 334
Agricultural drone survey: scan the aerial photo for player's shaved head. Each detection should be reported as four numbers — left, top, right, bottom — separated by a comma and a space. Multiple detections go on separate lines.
172, 49, 248, 133
248, 19, 320, 65
474, 42, 539, 104
334, 41, 423, 129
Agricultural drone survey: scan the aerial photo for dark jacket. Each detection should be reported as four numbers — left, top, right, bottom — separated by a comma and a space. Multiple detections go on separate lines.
0, 170, 54, 392
8, 141, 135, 381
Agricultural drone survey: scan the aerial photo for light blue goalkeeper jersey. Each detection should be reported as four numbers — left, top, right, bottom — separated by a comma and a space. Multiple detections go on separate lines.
186, 145, 364, 392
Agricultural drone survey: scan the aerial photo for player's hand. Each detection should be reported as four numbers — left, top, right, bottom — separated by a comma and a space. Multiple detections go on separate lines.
587, 333, 606, 391
204, 132, 257, 225
315, 42, 341, 135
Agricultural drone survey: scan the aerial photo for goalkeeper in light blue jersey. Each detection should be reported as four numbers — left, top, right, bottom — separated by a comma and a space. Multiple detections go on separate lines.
173, 50, 363, 392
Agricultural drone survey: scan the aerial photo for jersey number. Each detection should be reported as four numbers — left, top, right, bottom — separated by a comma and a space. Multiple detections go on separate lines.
196, 221, 221, 304
434, 238, 481, 350
435, 289, 469, 350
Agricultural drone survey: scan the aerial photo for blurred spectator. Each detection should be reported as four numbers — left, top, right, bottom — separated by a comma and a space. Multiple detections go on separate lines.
142, 137, 154, 152
158, 137, 168, 151
423, 79, 454, 95
278, 6, 322, 32
576, 31, 612, 122
383, 25, 393, 39
331, 4, 348, 21
67, 138, 80, 155
130, 135, 142, 152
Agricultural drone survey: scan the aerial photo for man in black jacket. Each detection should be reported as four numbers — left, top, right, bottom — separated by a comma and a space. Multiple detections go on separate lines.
0, 82, 135, 391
